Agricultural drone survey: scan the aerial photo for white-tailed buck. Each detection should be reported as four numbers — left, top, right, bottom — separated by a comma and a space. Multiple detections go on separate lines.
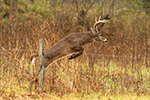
31, 15, 110, 84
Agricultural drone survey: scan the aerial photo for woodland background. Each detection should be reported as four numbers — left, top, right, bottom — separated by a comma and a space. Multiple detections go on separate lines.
0, 0, 150, 99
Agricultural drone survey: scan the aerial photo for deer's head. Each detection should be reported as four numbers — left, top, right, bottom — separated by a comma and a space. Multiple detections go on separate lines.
90, 16, 108, 43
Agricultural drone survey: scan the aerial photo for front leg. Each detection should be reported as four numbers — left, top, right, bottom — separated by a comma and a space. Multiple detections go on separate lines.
69, 44, 84, 60
69, 50, 83, 60
71, 43, 84, 51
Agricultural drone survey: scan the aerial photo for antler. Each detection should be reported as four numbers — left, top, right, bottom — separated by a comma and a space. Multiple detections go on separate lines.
93, 16, 108, 33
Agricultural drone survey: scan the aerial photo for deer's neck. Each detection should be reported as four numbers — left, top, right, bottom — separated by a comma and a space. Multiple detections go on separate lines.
78, 32, 95, 46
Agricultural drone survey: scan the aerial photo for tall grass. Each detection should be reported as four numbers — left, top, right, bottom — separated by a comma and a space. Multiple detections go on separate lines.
0, 0, 150, 98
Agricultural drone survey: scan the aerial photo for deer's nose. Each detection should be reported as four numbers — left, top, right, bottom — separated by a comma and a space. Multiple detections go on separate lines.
103, 39, 107, 43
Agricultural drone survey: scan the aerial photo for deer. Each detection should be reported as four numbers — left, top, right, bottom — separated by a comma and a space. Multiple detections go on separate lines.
30, 15, 110, 89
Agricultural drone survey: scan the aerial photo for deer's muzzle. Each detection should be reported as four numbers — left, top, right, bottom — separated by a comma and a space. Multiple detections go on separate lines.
103, 38, 107, 43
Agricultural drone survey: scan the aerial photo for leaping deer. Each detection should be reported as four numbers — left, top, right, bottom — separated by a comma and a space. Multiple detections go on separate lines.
31, 15, 110, 83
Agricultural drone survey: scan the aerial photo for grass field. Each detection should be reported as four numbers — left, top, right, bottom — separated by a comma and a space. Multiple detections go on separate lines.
0, 72, 150, 100
1, 90, 150, 100
1, 0, 150, 99
0, 54, 150, 100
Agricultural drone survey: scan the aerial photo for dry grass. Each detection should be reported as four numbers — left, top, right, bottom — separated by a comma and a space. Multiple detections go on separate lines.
0, 56, 150, 99
0, 0, 150, 99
